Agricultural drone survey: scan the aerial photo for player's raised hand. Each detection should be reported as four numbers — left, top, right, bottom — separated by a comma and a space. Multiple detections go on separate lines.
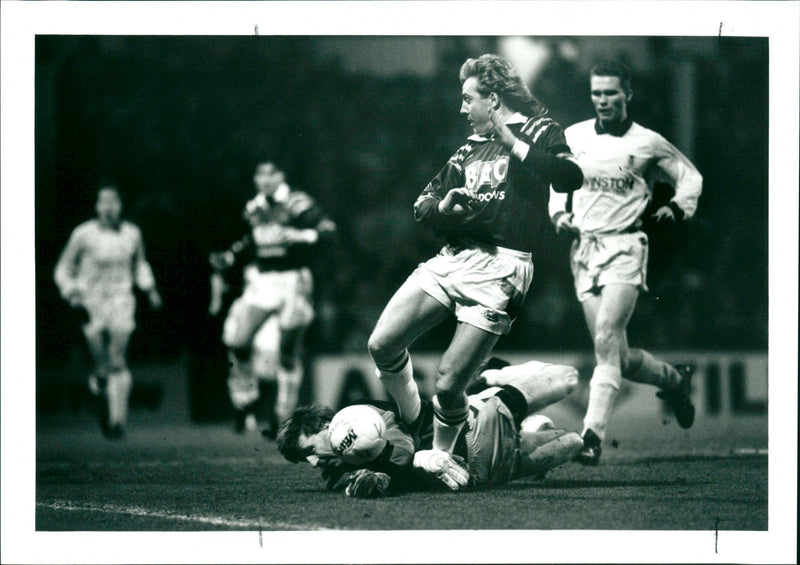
413, 449, 470, 490
487, 105, 518, 149
438, 187, 477, 216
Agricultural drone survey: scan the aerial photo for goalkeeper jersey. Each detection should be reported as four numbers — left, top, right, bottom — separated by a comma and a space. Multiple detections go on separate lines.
414, 113, 574, 254
334, 395, 520, 491
550, 118, 702, 234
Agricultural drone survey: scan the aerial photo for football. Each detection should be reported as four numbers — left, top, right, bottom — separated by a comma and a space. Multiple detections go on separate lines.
328, 404, 387, 465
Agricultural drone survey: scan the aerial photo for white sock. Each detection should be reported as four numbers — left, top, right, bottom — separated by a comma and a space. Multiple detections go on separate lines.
227, 352, 260, 410
275, 365, 303, 422
582, 364, 621, 441
432, 394, 468, 453
375, 355, 420, 424
107, 369, 132, 427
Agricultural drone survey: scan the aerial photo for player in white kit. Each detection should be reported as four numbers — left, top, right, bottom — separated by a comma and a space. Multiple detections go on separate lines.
549, 61, 703, 465
54, 184, 162, 439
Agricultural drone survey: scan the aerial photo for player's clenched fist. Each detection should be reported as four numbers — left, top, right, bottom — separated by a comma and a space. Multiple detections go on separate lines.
438, 187, 478, 216
413, 449, 470, 490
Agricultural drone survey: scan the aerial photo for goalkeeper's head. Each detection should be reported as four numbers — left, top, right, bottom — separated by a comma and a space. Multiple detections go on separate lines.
276, 404, 336, 465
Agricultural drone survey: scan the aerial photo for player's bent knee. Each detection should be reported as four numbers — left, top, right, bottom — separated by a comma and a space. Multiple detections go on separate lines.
107, 361, 129, 375
555, 366, 580, 394
109, 323, 135, 337
433, 379, 466, 405
555, 367, 580, 398
82, 323, 104, 342
367, 332, 396, 364
223, 328, 251, 350
593, 330, 622, 359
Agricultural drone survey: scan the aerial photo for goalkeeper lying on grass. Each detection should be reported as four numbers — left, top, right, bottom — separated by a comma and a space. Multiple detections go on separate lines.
275, 358, 584, 498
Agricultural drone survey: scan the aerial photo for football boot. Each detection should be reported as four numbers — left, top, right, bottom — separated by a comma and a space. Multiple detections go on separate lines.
656, 364, 696, 429
573, 428, 602, 466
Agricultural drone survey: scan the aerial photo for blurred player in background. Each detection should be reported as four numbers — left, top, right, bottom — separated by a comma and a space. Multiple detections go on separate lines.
276, 358, 583, 497
367, 53, 583, 455
209, 162, 335, 435
54, 183, 162, 439
549, 61, 703, 465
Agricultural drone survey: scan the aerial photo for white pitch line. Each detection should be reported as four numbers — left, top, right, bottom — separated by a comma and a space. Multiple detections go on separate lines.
37, 500, 339, 531
38, 455, 286, 470
731, 448, 768, 456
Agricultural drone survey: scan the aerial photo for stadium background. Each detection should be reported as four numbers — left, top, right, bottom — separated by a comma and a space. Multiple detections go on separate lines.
34, 35, 768, 425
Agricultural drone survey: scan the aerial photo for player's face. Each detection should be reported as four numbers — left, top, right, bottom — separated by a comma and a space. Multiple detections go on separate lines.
297, 428, 336, 468
95, 188, 122, 227
253, 163, 285, 196
461, 76, 494, 136
590, 75, 629, 124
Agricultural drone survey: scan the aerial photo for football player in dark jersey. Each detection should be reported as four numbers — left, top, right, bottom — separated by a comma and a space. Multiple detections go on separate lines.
367, 54, 583, 454
210, 162, 335, 434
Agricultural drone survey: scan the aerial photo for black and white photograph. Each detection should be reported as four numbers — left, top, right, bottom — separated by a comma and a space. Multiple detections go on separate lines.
1, 1, 797, 563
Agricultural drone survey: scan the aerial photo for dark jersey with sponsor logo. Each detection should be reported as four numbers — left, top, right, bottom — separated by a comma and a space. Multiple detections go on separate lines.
222, 184, 335, 272
414, 116, 575, 254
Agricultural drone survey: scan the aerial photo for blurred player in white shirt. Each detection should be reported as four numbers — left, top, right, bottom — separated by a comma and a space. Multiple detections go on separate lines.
54, 184, 162, 439
549, 61, 703, 465
209, 162, 335, 435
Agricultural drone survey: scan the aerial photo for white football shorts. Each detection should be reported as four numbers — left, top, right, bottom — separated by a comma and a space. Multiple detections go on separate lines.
412, 241, 533, 335
223, 265, 314, 348
82, 291, 136, 335
570, 231, 649, 302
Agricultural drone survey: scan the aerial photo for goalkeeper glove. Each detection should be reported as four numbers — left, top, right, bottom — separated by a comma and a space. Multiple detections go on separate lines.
413, 449, 469, 490
333, 469, 391, 498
